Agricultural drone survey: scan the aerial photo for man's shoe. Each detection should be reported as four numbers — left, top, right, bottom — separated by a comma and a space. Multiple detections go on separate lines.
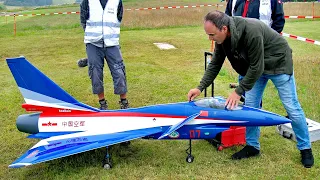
99, 100, 108, 110
231, 145, 260, 160
77, 58, 88, 68
119, 99, 129, 109
301, 149, 314, 168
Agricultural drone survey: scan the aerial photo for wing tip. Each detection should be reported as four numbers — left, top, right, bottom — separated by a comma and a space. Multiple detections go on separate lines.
8, 163, 31, 168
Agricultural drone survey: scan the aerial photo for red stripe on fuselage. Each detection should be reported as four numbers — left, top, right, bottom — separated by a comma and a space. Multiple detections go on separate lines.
22, 104, 189, 118
22, 104, 95, 113
40, 111, 188, 118
22, 104, 238, 122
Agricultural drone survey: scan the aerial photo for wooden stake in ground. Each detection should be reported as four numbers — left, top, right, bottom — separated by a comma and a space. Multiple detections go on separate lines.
313, 2, 315, 20
14, 14, 16, 37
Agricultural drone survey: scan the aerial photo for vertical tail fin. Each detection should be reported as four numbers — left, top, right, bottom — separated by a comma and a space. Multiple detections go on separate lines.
7, 57, 98, 112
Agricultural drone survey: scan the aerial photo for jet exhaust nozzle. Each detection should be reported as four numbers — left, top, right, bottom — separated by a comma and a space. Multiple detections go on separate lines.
16, 113, 40, 134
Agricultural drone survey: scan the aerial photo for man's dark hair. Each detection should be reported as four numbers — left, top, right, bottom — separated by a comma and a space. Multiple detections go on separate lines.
204, 10, 230, 31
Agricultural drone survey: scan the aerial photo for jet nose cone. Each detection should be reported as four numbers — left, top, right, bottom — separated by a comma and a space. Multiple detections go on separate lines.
273, 115, 291, 125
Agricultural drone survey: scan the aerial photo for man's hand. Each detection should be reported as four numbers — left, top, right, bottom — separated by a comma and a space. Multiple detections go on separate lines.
188, 88, 201, 101
225, 91, 241, 110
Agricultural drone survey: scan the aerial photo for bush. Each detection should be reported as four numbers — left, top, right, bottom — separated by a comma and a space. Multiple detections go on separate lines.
0, 4, 6, 10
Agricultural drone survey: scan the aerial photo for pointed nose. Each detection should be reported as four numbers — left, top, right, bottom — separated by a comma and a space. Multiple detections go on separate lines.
275, 116, 291, 124
266, 115, 291, 126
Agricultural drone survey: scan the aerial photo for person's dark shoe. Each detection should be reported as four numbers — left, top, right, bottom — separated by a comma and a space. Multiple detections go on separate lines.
99, 99, 108, 110
119, 99, 129, 109
300, 149, 314, 168
77, 58, 88, 67
231, 145, 260, 160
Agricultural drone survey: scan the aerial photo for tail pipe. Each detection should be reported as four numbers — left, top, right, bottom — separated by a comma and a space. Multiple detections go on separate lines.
16, 113, 40, 134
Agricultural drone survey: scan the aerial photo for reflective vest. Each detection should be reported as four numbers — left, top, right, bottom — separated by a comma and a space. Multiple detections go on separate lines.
231, 0, 272, 27
84, 0, 120, 46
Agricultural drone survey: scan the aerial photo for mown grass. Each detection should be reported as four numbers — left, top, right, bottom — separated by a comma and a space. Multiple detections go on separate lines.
0, 0, 319, 179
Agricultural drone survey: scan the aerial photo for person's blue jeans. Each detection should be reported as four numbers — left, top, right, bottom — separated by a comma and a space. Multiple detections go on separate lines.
244, 73, 311, 150
239, 75, 262, 108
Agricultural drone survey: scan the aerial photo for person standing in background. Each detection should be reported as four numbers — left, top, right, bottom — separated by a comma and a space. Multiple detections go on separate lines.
80, 0, 129, 110
225, 0, 285, 33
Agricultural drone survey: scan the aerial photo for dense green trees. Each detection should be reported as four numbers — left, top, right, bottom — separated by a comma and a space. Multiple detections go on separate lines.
4, 0, 53, 6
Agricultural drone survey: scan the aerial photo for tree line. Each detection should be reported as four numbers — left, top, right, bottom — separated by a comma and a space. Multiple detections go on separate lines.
4, 0, 53, 6
3, 0, 83, 6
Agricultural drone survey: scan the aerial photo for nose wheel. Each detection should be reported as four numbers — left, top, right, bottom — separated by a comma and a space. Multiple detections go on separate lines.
185, 139, 194, 163
186, 154, 194, 163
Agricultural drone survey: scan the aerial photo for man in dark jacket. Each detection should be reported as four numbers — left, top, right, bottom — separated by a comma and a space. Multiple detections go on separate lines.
225, 0, 285, 108
188, 11, 314, 168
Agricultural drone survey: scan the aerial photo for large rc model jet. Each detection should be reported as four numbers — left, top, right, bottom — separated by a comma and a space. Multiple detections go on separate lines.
6, 57, 290, 169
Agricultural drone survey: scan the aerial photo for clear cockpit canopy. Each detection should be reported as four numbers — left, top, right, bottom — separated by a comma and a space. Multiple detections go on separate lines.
194, 97, 243, 110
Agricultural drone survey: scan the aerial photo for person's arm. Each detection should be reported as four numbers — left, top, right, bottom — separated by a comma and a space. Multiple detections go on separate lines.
80, 0, 89, 31
235, 35, 264, 96
117, 0, 123, 22
271, 0, 285, 33
197, 43, 226, 92
225, 0, 233, 16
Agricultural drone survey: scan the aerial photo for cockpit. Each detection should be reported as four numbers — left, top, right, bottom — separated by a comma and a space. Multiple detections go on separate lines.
193, 97, 243, 110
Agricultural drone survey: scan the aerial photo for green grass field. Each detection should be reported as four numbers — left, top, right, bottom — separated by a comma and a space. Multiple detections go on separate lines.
0, 1, 319, 179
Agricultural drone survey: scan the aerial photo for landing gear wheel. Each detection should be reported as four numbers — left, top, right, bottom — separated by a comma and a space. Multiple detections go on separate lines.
102, 146, 112, 169
103, 162, 112, 169
185, 139, 195, 163
217, 145, 224, 151
186, 155, 194, 163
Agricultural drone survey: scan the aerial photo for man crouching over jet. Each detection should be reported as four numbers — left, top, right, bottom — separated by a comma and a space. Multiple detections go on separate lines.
188, 10, 314, 168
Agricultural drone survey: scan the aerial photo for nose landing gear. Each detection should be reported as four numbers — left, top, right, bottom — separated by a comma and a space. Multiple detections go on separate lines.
185, 139, 194, 163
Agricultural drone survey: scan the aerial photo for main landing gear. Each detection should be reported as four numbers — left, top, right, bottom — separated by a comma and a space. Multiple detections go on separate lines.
185, 139, 194, 163
102, 146, 112, 169
102, 141, 131, 169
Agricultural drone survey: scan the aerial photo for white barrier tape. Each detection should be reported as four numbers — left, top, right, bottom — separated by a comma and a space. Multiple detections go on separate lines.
1, 3, 318, 18
125, 4, 223, 11
1, 12, 80, 17
285, 15, 320, 18
281, 32, 320, 46
1, 4, 224, 17
283, 1, 319, 3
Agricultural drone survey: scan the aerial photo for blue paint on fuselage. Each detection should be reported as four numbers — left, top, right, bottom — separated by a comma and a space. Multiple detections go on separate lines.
113, 101, 290, 127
